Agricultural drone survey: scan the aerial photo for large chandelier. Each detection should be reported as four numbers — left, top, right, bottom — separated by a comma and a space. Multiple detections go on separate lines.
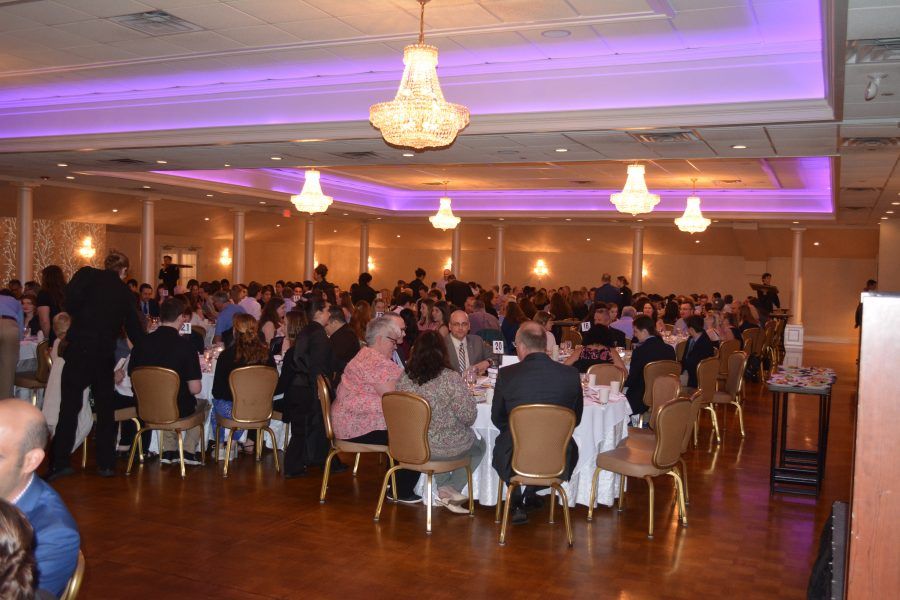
610, 163, 660, 216
674, 179, 711, 233
429, 196, 461, 230
291, 169, 333, 215
369, 0, 469, 150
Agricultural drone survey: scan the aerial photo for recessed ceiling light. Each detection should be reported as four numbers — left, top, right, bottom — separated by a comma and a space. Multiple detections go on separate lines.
498, 218, 505, 221
270, 156, 282, 161
882, 216, 889, 220
555, 148, 568, 153
112, 208, 118, 213
731, 145, 748, 149
586, 238, 591, 241
565, 218, 572, 221
637, 219, 643, 222
792, 221, 799, 224
402, 152, 414, 157
206, 194, 214, 197
376, 217, 382, 220
276, 224, 281, 228
224, 163, 231, 167
886, 210, 895, 214
813, 241, 820, 245
342, 213, 349, 216
892, 201, 900, 205
695, 240, 701, 244
396, 234, 401, 238
141, 185, 151, 189
66, 176, 75, 180
56, 163, 68, 167
204, 217, 210, 221
487, 236, 492, 240
259, 201, 266, 204
333, 229, 337, 233
156, 160, 167, 164
542, 29, 571, 38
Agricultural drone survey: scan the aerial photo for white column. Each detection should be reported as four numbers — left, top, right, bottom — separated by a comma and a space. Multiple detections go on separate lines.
451, 226, 461, 276
359, 221, 369, 274
495, 224, 505, 289
140, 197, 155, 285
16, 183, 36, 282
232, 210, 245, 283
631, 225, 644, 292
304, 217, 315, 280
791, 227, 805, 324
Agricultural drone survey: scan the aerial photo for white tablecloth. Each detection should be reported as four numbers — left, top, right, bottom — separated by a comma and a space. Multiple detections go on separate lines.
17, 339, 37, 372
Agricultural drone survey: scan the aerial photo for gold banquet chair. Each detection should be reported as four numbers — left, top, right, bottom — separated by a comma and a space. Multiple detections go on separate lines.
715, 338, 741, 390
81, 407, 145, 468
691, 356, 723, 445
711, 351, 749, 438
15, 339, 51, 406
214, 365, 280, 477
561, 326, 582, 347
126, 367, 208, 478
375, 392, 475, 534
586, 363, 626, 388
590, 398, 692, 538
620, 374, 680, 452
639, 360, 680, 428
674, 339, 687, 363
496, 404, 577, 547
319, 375, 397, 503
741, 327, 760, 361
59, 549, 85, 600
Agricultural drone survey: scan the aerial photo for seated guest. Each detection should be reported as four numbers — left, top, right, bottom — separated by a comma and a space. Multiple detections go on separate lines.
611, 305, 636, 340
332, 317, 420, 502
517, 295, 537, 319
20, 293, 40, 337
491, 322, 583, 524
533, 311, 557, 355
129, 297, 204, 465
349, 300, 371, 341
661, 300, 679, 326
396, 308, 419, 364
468, 298, 501, 335
500, 301, 528, 354
607, 302, 619, 322
737, 304, 759, 334
0, 499, 39, 599
548, 292, 572, 320
325, 306, 360, 379
563, 325, 627, 373
138, 283, 159, 319
624, 316, 676, 416
681, 315, 716, 388
673, 300, 694, 335
396, 330, 485, 513
0, 290, 23, 398
259, 297, 286, 347
724, 312, 743, 348
239, 282, 262, 319
445, 311, 498, 374
704, 312, 735, 346
173, 294, 205, 354
0, 400, 79, 597
587, 306, 626, 348
570, 290, 589, 321
212, 288, 245, 345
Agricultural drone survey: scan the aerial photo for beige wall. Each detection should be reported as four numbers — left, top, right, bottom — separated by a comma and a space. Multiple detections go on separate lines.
878, 220, 900, 293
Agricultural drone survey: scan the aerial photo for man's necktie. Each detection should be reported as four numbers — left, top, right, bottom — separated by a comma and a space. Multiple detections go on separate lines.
142, 301, 148, 315
458, 340, 467, 374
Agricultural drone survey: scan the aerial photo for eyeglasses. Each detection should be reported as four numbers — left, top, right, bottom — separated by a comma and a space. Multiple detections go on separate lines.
386, 336, 401, 345
450, 322, 468, 327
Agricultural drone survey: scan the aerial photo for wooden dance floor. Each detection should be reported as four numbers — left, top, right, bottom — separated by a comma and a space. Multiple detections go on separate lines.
53, 343, 855, 599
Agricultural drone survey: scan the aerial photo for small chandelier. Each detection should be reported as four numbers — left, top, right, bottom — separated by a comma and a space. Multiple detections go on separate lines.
674, 179, 711, 234
533, 259, 549, 278
429, 182, 460, 230
369, 0, 469, 150
610, 163, 660, 216
78, 236, 96, 260
291, 170, 333, 215
219, 248, 232, 267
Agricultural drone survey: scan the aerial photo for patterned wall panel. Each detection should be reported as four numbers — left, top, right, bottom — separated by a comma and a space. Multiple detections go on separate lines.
0, 218, 106, 283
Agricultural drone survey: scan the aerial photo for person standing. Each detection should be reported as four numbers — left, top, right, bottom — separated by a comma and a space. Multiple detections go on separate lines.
756, 272, 780, 325
444, 274, 473, 310
158, 255, 180, 296
312, 264, 337, 305
615, 276, 632, 310
351, 272, 377, 305
408, 267, 428, 299
47, 250, 143, 480
0, 290, 24, 398
594, 273, 619, 305
855, 279, 877, 329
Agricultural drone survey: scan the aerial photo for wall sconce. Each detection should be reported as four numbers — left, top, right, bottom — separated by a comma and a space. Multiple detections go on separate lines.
533, 259, 549, 278
77, 236, 96, 260
443, 258, 452, 271
219, 248, 232, 267
642, 266, 649, 278
367, 256, 376, 271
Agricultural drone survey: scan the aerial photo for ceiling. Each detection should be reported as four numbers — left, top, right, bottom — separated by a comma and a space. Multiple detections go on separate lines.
0, 0, 898, 230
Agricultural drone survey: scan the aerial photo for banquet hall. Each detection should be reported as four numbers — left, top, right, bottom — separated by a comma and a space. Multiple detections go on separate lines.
0, 0, 898, 598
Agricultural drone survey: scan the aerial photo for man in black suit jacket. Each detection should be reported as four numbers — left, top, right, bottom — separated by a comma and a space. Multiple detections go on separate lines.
492, 321, 583, 523
681, 316, 716, 388
138, 283, 159, 318
624, 315, 676, 416
444, 274, 473, 309
325, 306, 360, 381
585, 306, 626, 348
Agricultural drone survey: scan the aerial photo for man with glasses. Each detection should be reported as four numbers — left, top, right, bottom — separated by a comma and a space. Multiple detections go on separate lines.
444, 310, 497, 375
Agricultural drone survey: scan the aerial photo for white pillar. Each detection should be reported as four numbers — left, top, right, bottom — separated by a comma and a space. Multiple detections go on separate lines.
140, 197, 155, 285
304, 218, 315, 281
232, 210, 245, 283
631, 225, 644, 292
791, 227, 805, 324
451, 226, 461, 276
359, 221, 369, 274
495, 224, 505, 289
16, 183, 35, 282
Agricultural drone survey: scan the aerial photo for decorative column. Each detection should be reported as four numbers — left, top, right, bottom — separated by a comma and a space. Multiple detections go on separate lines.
790, 227, 805, 324
451, 226, 461, 276
140, 197, 155, 285
631, 225, 644, 293
495, 224, 505, 289
304, 217, 315, 281
16, 183, 36, 282
232, 210, 245, 283
359, 221, 369, 274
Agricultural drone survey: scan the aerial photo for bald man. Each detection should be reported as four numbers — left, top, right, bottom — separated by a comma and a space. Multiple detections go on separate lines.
444, 310, 498, 374
0, 400, 79, 597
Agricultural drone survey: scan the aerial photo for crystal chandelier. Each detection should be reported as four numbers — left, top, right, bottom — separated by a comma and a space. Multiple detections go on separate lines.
429, 196, 461, 230
674, 179, 711, 233
610, 164, 660, 216
78, 236, 96, 259
533, 259, 549, 278
291, 169, 333, 215
369, 0, 469, 150
219, 248, 232, 267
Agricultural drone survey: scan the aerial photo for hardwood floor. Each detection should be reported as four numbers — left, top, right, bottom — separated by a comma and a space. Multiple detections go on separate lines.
53, 343, 856, 599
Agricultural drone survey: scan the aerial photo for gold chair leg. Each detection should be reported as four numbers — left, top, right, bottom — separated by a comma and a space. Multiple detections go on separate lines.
645, 476, 655, 539
213, 424, 220, 464
618, 474, 626, 512
320, 448, 338, 503
374, 465, 401, 522
256, 429, 263, 462
197, 425, 205, 466
549, 487, 556, 524
353, 453, 361, 477
282, 422, 290, 454
465, 466, 474, 517
425, 472, 434, 534
81, 439, 87, 469
498, 483, 515, 545
125, 428, 146, 475
555, 484, 574, 547
30, 390, 37, 406
264, 427, 279, 473
679, 458, 690, 505
132, 419, 144, 463
495, 478, 504, 523
223, 429, 236, 478
734, 402, 745, 437
706, 405, 721, 443
693, 418, 699, 448
587, 466, 601, 521
387, 455, 398, 501
176, 431, 186, 478
671, 471, 688, 526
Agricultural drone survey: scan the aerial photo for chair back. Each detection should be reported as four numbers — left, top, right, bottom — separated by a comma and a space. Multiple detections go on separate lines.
717, 338, 740, 375
477, 329, 503, 344
652, 398, 693, 470
641, 359, 680, 415
725, 351, 749, 397
561, 327, 582, 346
741, 327, 760, 355
664, 323, 674, 334
682, 390, 704, 453
192, 325, 207, 341
509, 404, 576, 479
754, 322, 771, 355
35, 340, 52, 383
695, 356, 719, 404
382, 391, 432, 465
229, 365, 277, 422
318, 375, 335, 443
586, 363, 625, 387
131, 367, 181, 424
649, 373, 680, 430
675, 339, 687, 362
59, 550, 85, 600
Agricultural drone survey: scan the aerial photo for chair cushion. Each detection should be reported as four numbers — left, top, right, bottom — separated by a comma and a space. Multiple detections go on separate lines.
619, 428, 655, 452
511, 475, 564, 487
712, 390, 733, 404
335, 440, 389, 454
144, 407, 206, 430
113, 407, 137, 422
14, 373, 43, 389
397, 456, 471, 474
216, 416, 272, 430
595, 446, 667, 478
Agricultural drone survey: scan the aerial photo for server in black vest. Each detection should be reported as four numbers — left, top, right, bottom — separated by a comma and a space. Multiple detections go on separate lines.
624, 315, 676, 416
47, 251, 143, 480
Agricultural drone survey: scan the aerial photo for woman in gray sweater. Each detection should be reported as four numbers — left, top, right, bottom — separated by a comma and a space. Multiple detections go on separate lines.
397, 330, 485, 513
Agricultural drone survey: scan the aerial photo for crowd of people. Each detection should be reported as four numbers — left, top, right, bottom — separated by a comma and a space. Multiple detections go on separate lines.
0, 254, 792, 596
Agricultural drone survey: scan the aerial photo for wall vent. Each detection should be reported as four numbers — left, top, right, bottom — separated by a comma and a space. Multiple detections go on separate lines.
330, 151, 380, 160
629, 130, 699, 144
109, 11, 204, 36
841, 137, 899, 149
846, 38, 900, 64
104, 158, 148, 165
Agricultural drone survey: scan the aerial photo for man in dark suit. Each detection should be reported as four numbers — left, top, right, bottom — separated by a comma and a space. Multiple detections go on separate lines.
48, 251, 143, 480
1, 400, 79, 597
138, 283, 159, 318
491, 321, 583, 524
594, 273, 620, 305
445, 310, 497, 374
586, 306, 626, 348
681, 315, 716, 388
756, 272, 780, 325
444, 274, 474, 309
351, 272, 377, 305
325, 306, 360, 380
158, 254, 180, 296
624, 315, 676, 416
408, 267, 428, 299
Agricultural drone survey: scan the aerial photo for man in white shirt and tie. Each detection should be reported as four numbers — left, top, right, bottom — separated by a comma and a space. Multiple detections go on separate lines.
138, 283, 159, 318
445, 310, 497, 374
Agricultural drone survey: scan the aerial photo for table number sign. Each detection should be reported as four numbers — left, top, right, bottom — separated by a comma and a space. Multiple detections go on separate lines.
492, 340, 505, 354
580, 321, 591, 332
180, 322, 192, 335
